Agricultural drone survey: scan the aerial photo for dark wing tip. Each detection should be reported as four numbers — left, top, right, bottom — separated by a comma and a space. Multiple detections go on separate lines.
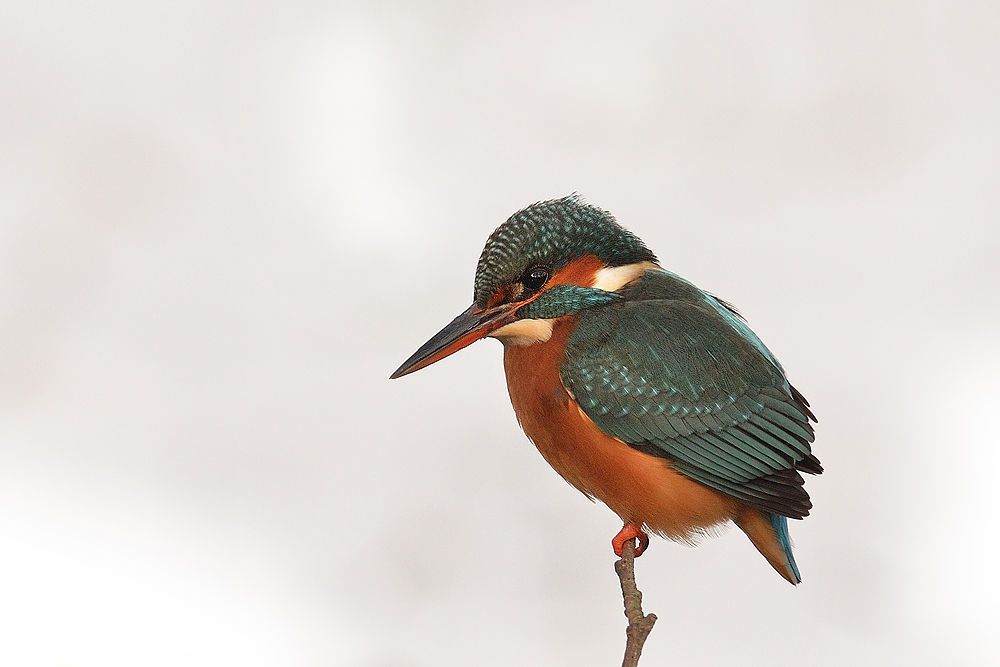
796, 453, 824, 475
789, 383, 817, 422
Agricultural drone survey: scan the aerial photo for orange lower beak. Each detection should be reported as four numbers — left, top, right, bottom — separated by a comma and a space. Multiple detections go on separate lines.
390, 302, 520, 379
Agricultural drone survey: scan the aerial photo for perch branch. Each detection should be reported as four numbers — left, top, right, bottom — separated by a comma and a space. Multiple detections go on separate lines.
614, 538, 657, 667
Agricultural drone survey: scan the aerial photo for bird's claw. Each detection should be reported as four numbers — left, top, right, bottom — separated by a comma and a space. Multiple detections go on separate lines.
612, 524, 649, 557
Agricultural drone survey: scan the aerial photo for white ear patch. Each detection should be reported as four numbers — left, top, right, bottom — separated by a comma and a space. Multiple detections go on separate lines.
490, 319, 555, 346
591, 261, 659, 291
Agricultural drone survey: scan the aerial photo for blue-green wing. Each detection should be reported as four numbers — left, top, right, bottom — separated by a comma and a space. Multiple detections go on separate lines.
561, 271, 821, 518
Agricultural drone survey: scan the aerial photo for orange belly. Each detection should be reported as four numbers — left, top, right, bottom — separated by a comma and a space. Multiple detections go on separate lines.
503, 318, 739, 541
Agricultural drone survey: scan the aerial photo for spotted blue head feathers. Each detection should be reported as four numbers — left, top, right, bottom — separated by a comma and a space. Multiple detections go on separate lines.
473, 196, 657, 307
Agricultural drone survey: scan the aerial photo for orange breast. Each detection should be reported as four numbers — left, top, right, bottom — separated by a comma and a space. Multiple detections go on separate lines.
503, 318, 739, 540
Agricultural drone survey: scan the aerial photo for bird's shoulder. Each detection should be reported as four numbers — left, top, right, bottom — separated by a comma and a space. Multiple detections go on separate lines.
564, 267, 784, 404
560, 267, 820, 518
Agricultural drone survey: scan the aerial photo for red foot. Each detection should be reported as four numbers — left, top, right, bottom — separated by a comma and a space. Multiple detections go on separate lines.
612, 524, 649, 557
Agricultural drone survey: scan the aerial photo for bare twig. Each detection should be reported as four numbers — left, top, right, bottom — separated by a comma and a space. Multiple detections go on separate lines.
614, 539, 657, 667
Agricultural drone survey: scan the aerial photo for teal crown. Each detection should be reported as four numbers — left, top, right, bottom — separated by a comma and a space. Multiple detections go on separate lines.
473, 196, 657, 307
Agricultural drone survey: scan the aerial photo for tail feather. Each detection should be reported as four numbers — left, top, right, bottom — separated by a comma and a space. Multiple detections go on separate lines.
768, 513, 801, 584
734, 507, 802, 585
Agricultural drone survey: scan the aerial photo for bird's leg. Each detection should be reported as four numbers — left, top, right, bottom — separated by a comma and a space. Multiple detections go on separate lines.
612, 524, 649, 557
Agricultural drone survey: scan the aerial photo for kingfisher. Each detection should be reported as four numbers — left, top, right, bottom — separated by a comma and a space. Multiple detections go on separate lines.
391, 196, 821, 584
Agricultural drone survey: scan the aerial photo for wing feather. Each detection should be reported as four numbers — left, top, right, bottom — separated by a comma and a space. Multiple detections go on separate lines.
561, 269, 820, 519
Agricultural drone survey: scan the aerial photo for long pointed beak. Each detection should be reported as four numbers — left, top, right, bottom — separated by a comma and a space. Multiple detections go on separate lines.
390, 303, 519, 379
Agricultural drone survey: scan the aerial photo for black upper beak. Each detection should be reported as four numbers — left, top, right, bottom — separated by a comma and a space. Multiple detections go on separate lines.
390, 302, 520, 379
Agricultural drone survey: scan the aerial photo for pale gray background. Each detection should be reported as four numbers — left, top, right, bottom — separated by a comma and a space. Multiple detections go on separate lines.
1, 1, 997, 665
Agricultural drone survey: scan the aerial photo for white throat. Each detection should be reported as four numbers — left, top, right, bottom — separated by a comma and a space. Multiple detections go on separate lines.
490, 319, 554, 347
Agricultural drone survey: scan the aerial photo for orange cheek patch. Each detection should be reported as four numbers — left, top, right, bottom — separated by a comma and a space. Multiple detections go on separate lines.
486, 255, 605, 308
488, 256, 603, 307
549, 255, 607, 288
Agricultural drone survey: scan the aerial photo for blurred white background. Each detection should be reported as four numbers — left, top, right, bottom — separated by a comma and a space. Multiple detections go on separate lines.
1, 1, 998, 665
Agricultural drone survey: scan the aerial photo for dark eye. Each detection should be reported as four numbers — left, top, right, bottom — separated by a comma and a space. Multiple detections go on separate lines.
522, 266, 550, 291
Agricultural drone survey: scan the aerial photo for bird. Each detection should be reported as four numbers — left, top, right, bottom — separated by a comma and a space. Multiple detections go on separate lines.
391, 195, 821, 584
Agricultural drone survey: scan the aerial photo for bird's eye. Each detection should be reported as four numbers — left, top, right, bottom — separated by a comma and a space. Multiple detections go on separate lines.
522, 266, 550, 291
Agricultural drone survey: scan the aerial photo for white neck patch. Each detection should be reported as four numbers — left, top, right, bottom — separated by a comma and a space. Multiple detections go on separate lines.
590, 261, 659, 291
